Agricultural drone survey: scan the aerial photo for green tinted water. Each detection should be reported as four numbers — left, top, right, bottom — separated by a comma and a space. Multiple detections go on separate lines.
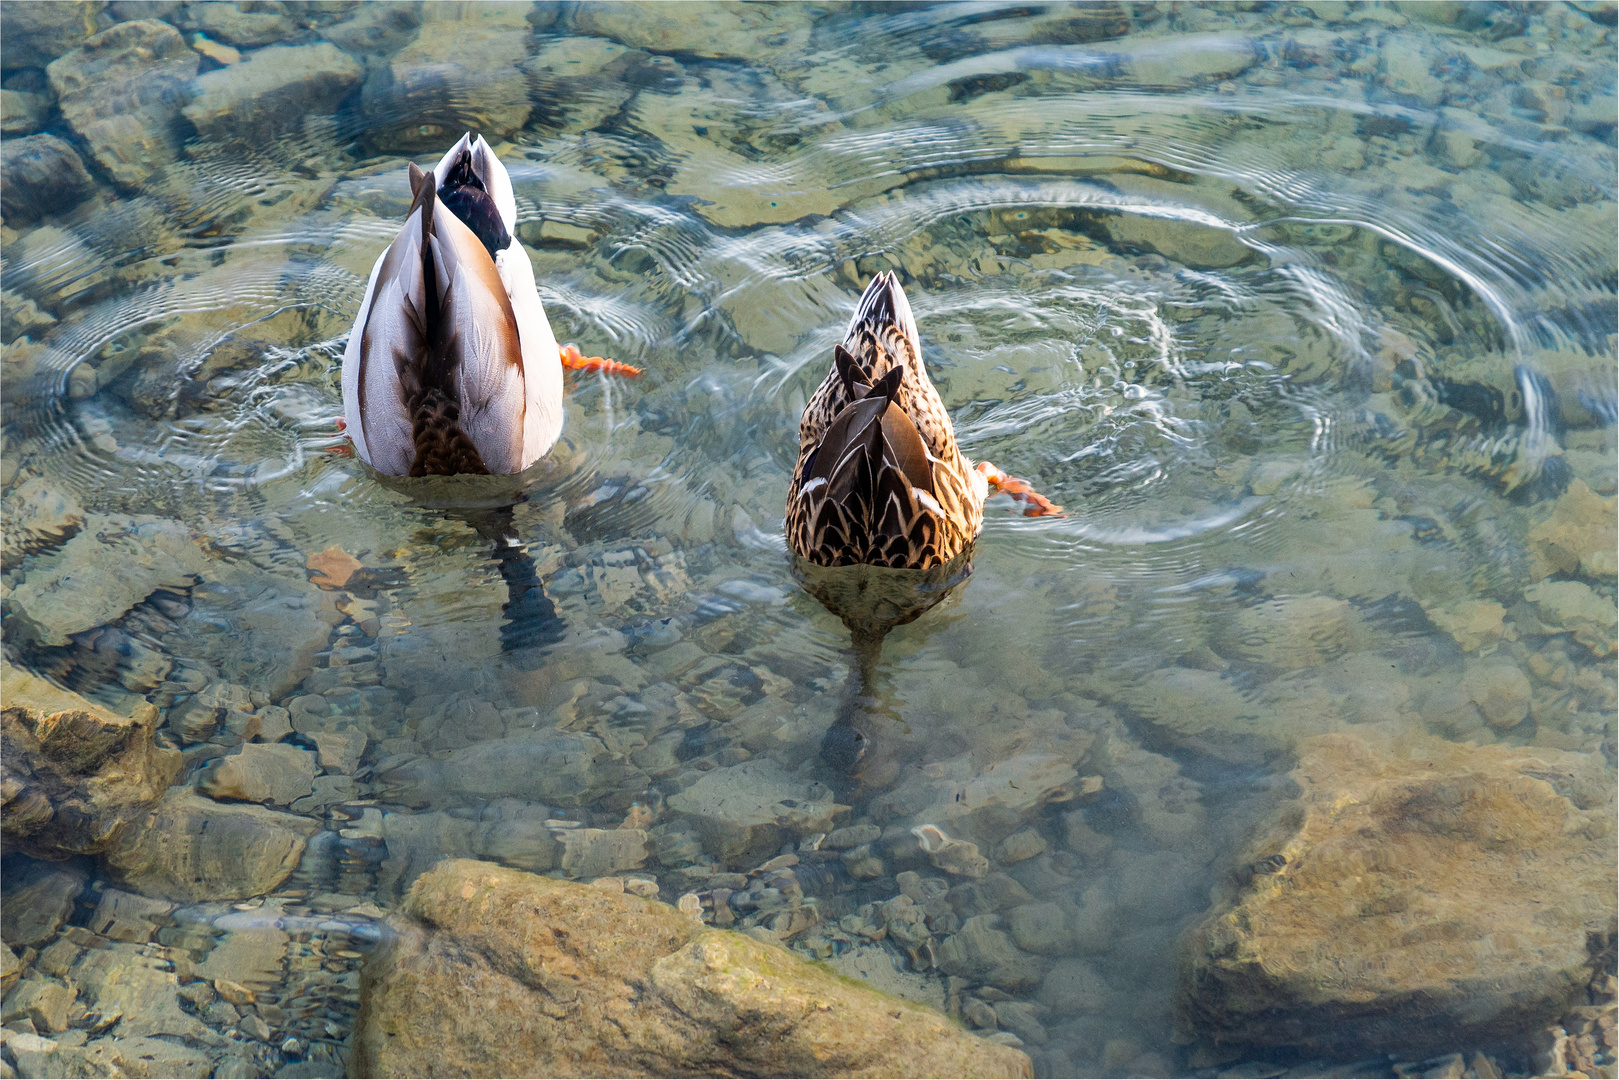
1, 2, 1614, 1077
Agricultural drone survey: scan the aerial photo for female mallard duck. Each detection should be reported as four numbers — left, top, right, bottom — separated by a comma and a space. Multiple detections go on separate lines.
786, 271, 1058, 570
787, 272, 1059, 774
341, 133, 636, 477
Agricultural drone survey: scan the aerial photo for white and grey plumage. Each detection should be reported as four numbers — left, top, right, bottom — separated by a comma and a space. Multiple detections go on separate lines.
341, 133, 561, 476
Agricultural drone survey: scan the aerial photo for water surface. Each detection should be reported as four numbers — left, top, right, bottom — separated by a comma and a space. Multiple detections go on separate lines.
2, 2, 1615, 1077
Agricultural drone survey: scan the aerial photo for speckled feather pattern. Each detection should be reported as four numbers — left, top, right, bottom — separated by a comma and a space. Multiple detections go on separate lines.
787, 273, 984, 568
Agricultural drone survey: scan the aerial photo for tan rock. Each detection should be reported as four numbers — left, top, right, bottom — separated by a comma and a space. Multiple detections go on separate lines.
1424, 599, 1506, 653
5, 513, 209, 647
104, 788, 319, 902
1232, 594, 1367, 670
70, 942, 209, 1041
1178, 733, 1617, 1058
87, 888, 175, 943
3, 1, 110, 68
196, 920, 287, 997
353, 859, 1031, 1079
0, 661, 181, 860
46, 20, 199, 187
557, 827, 649, 879
1527, 480, 1617, 582
1527, 580, 1618, 658
0, 976, 76, 1032
1463, 659, 1533, 730
364, 2, 533, 151
0, 861, 86, 947
666, 758, 848, 860
310, 729, 367, 774
1, 944, 19, 997
50, 1034, 215, 1079
182, 41, 363, 139
201, 741, 318, 805
572, 1, 812, 63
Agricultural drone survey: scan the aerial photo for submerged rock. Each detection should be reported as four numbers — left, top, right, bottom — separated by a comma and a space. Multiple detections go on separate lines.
1177, 732, 1617, 1058
3, 2, 111, 67
0, 478, 84, 571
70, 942, 209, 1040
33, 1034, 215, 1079
46, 19, 200, 188
0, 133, 98, 225
556, 826, 649, 879
666, 758, 848, 861
183, 41, 363, 140
199, 741, 319, 805
353, 858, 1031, 1078
5, 513, 208, 647
182, 0, 297, 47
363, 2, 534, 151
1, 976, 77, 1033
571, 1, 812, 64
375, 731, 646, 809
322, 1, 422, 59
172, 560, 338, 702
1526, 579, 1618, 657
376, 803, 561, 902
938, 913, 1048, 992
103, 788, 320, 901
1526, 479, 1617, 582
0, 661, 181, 859
0, 860, 87, 947
0, 87, 51, 135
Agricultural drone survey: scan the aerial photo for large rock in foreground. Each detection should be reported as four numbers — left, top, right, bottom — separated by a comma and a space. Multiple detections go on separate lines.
1177, 733, 1617, 1059
353, 859, 1030, 1079
0, 662, 181, 859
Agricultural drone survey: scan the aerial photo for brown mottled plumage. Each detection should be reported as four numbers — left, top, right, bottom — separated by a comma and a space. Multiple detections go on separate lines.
787, 272, 987, 570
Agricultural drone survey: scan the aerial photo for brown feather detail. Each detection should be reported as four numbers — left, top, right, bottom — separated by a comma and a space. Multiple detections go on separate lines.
407, 386, 490, 476
787, 273, 984, 570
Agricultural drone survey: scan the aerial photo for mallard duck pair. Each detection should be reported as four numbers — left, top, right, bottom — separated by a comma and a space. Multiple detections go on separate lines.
342, 134, 1055, 567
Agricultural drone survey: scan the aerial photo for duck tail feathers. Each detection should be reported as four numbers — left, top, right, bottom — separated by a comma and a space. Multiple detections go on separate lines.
409, 163, 440, 351
847, 271, 920, 353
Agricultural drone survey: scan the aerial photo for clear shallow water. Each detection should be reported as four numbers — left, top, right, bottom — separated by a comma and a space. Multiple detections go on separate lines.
1, 2, 1615, 1077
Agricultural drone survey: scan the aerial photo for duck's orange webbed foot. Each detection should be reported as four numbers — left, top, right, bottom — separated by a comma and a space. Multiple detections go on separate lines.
560, 343, 642, 378
326, 417, 355, 457
978, 462, 1063, 517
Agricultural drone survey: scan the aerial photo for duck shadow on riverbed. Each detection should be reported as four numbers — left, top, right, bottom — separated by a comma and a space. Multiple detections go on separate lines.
794, 548, 975, 793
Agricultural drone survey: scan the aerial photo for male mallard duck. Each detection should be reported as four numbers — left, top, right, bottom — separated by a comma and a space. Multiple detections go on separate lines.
786, 271, 1058, 570
341, 133, 637, 477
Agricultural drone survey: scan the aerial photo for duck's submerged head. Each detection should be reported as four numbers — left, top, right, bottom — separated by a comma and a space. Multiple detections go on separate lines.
432, 133, 515, 260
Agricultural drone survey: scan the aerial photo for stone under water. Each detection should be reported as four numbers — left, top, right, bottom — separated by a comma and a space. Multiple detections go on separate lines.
353, 859, 1031, 1078
0, 661, 180, 860
1177, 732, 1618, 1059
